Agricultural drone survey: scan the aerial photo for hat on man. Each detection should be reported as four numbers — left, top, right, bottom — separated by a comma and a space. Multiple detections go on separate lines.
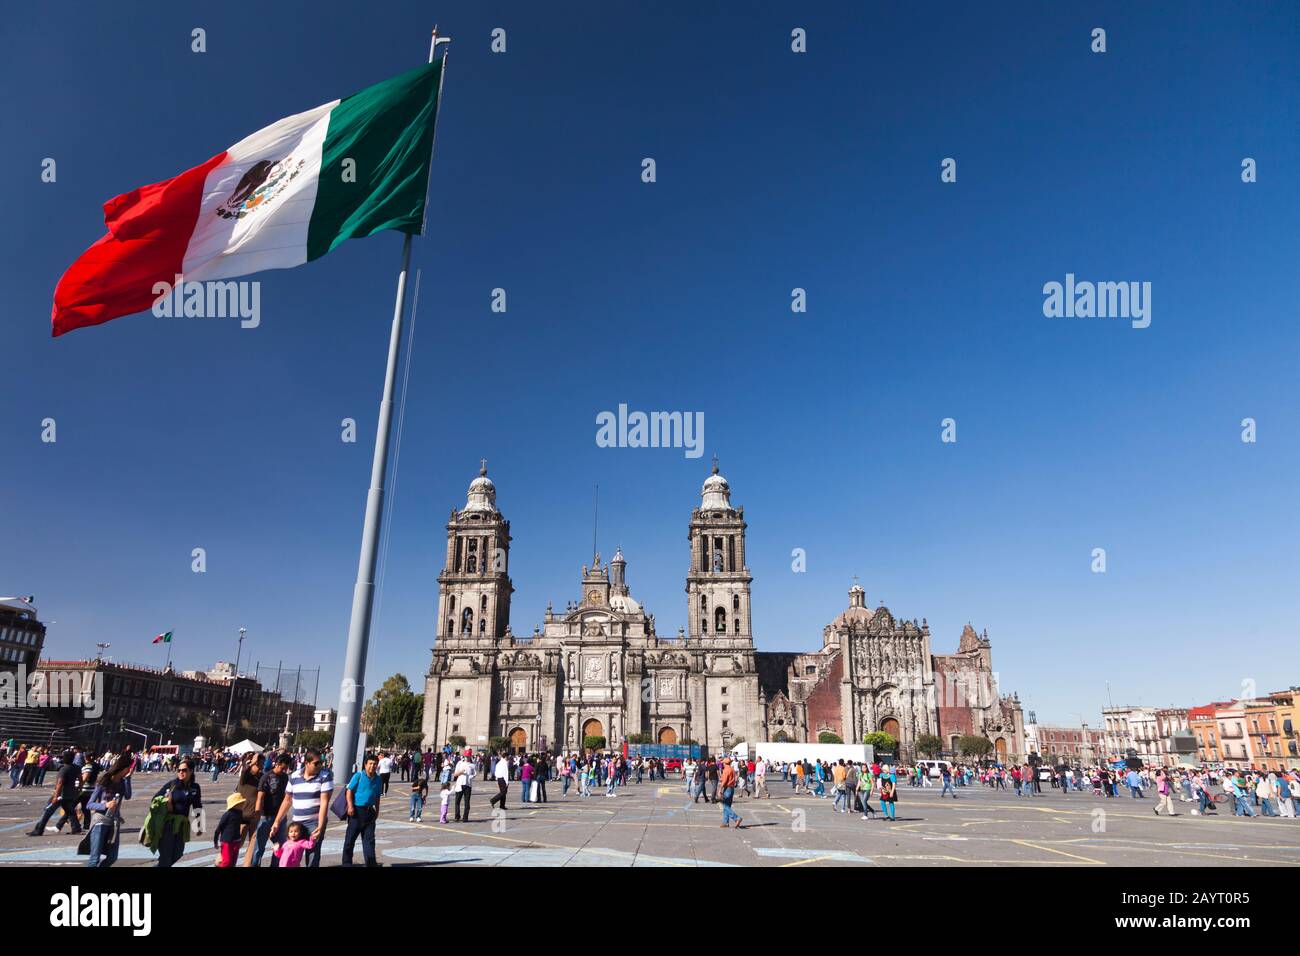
225, 792, 247, 811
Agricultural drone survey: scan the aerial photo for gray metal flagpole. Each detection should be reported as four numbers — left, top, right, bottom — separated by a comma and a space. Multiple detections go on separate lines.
330, 30, 449, 780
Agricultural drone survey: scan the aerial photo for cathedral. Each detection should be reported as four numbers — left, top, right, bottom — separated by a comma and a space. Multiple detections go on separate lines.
421, 462, 1026, 763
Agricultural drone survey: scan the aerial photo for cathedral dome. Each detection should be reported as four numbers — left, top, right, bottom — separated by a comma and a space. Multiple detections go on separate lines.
700, 461, 732, 511
462, 461, 498, 513
831, 579, 872, 628
609, 594, 642, 615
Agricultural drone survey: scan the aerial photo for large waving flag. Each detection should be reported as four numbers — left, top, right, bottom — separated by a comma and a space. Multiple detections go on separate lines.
52, 60, 443, 336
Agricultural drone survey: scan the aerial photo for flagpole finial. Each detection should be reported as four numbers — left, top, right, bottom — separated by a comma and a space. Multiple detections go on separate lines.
711, 453, 719, 475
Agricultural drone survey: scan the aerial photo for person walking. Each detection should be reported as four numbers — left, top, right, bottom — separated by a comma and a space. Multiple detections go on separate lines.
409, 772, 427, 822
1153, 770, 1177, 817
1257, 773, 1278, 817
153, 758, 202, 868
1230, 772, 1255, 817
718, 757, 743, 829
832, 760, 849, 812
271, 749, 333, 867
858, 765, 877, 820
84, 754, 132, 868
452, 750, 474, 822
879, 775, 897, 821
519, 755, 533, 805
377, 752, 393, 795
214, 792, 248, 867
939, 765, 957, 799
341, 753, 382, 867
755, 757, 770, 799
28, 750, 82, 836
248, 752, 291, 866
490, 752, 510, 812
1277, 772, 1295, 818
1126, 768, 1144, 798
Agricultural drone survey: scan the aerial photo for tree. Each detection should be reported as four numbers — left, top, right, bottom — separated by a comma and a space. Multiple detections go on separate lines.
362, 674, 424, 746
295, 729, 330, 751
863, 731, 897, 754
488, 736, 510, 754
818, 732, 843, 744
395, 732, 423, 751
915, 733, 944, 757
448, 735, 467, 750
958, 735, 994, 758
627, 731, 654, 744
583, 735, 607, 752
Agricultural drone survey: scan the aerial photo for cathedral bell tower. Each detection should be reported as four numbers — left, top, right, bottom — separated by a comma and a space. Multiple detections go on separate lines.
437, 461, 513, 641
686, 459, 752, 645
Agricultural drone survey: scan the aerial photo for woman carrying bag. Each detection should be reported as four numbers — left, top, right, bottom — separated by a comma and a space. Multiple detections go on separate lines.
879, 775, 897, 822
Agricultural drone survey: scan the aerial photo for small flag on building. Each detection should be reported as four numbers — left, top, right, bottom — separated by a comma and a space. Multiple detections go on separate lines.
152, 631, 173, 644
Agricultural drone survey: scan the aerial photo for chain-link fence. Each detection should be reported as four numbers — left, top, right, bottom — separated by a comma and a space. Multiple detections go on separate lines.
250, 663, 320, 738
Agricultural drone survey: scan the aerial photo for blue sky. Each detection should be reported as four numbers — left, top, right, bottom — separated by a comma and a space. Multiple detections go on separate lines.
4, 2, 1298, 726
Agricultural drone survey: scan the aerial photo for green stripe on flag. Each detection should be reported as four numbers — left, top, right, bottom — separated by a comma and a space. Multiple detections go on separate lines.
307, 59, 443, 261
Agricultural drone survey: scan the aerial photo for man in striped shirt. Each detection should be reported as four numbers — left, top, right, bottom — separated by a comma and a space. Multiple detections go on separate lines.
271, 749, 333, 868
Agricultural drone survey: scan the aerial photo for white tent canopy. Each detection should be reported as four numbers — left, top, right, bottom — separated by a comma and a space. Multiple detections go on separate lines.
227, 739, 264, 755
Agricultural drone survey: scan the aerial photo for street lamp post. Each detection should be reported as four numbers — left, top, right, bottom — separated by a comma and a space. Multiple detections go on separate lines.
222, 627, 247, 742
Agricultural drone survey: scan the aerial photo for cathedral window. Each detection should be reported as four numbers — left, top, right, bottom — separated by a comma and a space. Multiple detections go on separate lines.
449, 596, 455, 613
446, 618, 454, 636
481, 595, 488, 612
734, 618, 740, 634
701, 617, 708, 634
700, 595, 707, 611
461, 608, 474, 634
732, 595, 739, 612
467, 555, 477, 573
479, 618, 487, 635
714, 607, 727, 633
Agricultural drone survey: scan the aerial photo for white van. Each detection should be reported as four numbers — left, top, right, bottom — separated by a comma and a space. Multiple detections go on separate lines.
916, 759, 952, 779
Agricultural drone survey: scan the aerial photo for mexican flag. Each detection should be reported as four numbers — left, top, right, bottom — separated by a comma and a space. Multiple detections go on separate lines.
151, 631, 173, 644
52, 60, 444, 336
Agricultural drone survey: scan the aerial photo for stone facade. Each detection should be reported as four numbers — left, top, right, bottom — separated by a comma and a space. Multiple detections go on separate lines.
422, 463, 1025, 761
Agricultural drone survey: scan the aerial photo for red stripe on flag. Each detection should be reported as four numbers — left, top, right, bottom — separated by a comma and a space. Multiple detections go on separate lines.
51, 151, 228, 336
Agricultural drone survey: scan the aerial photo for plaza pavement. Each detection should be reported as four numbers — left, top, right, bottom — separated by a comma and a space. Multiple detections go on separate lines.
1, 773, 1298, 867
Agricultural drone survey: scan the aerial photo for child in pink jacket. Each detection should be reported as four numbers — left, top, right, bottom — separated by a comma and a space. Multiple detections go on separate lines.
272, 821, 316, 868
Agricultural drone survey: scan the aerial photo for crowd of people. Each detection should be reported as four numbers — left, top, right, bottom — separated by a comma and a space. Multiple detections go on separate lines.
5, 736, 1298, 867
